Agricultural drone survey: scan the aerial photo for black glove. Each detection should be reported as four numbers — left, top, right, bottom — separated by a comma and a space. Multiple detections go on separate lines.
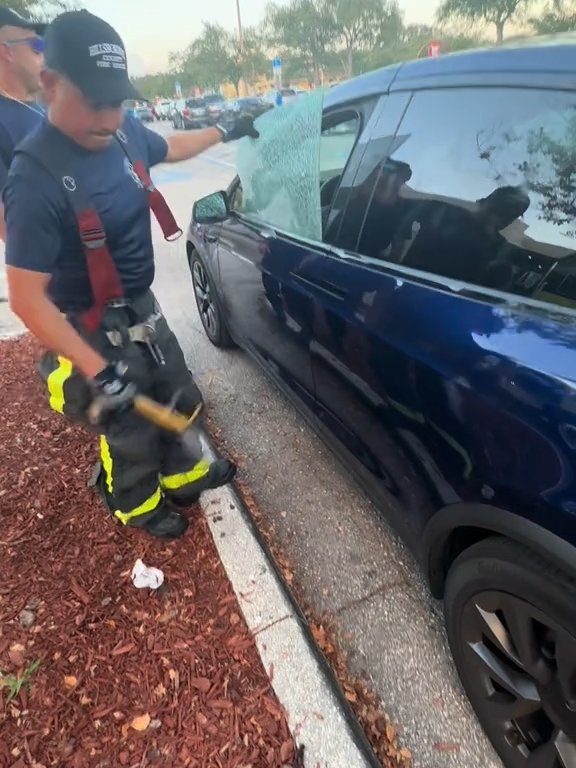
88, 362, 136, 426
216, 115, 260, 143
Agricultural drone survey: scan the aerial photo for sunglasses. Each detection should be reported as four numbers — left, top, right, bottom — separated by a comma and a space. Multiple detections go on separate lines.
3, 36, 44, 55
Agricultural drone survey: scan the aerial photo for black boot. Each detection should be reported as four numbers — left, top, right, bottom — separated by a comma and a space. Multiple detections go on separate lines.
170, 459, 237, 508
143, 508, 189, 539
92, 463, 188, 539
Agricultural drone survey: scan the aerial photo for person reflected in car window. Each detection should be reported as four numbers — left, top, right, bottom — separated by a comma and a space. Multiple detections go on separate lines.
331, 159, 412, 254
401, 185, 530, 290
357, 160, 413, 260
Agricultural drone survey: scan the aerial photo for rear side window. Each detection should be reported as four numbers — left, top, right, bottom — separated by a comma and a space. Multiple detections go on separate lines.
349, 87, 576, 310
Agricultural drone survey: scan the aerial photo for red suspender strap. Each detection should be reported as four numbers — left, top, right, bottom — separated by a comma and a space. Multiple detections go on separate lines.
133, 160, 183, 242
18, 130, 127, 333
77, 208, 124, 332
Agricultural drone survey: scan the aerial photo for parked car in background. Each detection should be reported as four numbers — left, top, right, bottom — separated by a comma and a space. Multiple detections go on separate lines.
219, 97, 272, 129
187, 41, 576, 768
156, 100, 173, 120
216, 98, 271, 132
172, 98, 210, 130
203, 93, 227, 124
134, 105, 155, 123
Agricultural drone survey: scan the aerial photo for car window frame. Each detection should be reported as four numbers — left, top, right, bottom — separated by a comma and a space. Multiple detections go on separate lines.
328, 79, 576, 321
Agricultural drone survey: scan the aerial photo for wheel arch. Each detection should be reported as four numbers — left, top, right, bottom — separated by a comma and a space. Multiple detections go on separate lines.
424, 503, 576, 598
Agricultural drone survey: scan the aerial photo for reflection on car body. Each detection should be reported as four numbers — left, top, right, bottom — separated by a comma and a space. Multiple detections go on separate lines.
187, 41, 576, 768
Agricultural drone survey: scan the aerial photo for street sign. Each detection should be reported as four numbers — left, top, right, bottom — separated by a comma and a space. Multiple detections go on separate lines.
272, 56, 282, 86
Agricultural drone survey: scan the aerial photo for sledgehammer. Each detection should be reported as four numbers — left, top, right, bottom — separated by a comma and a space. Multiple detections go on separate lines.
133, 396, 203, 451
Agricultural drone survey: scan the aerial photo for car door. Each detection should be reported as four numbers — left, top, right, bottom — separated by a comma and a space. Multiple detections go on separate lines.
310, 83, 576, 543
216, 94, 372, 406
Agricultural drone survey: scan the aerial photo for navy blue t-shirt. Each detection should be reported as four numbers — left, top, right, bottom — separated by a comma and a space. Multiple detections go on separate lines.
0, 95, 45, 190
4, 116, 169, 312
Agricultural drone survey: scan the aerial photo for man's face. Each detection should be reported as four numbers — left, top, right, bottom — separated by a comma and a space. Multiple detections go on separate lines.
0, 25, 43, 96
42, 71, 124, 151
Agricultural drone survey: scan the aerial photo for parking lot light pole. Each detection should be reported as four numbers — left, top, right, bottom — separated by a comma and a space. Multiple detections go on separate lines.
236, 0, 248, 97
236, 0, 244, 53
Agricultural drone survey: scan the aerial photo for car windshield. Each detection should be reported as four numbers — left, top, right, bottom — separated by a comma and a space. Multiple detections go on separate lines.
186, 99, 205, 108
204, 95, 223, 104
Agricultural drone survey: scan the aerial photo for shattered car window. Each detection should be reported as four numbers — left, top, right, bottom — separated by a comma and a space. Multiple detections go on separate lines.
236, 89, 325, 242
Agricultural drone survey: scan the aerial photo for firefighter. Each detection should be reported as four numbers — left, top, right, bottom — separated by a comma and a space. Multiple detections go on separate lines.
0, 7, 46, 239
5, 10, 259, 539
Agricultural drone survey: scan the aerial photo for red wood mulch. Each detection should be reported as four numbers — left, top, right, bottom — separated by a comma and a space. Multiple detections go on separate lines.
0, 336, 298, 768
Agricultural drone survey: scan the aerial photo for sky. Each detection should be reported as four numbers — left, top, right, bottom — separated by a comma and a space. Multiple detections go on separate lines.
83, 0, 440, 76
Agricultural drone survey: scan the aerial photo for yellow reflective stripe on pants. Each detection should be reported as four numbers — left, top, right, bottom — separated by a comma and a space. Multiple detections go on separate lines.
47, 357, 73, 414
160, 459, 210, 491
100, 436, 162, 526
100, 436, 114, 495
114, 487, 163, 526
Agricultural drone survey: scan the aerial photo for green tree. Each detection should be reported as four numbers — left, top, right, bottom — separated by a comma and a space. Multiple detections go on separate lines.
8, 0, 77, 22
531, 1, 576, 32
265, 0, 337, 86
132, 73, 177, 101
355, 23, 483, 73
175, 23, 268, 93
325, 0, 403, 78
437, 0, 531, 44
185, 22, 239, 90
232, 26, 270, 86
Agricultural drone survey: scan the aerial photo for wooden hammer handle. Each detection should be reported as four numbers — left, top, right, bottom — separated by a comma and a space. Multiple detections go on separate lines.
134, 396, 202, 435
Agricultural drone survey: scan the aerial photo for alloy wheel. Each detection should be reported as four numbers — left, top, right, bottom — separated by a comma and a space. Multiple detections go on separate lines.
460, 590, 576, 767
192, 260, 219, 341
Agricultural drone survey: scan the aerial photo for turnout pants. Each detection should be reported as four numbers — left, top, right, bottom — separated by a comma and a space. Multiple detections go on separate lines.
39, 291, 209, 527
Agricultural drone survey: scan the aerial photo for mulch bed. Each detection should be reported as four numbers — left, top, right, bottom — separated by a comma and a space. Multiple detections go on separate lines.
0, 336, 298, 768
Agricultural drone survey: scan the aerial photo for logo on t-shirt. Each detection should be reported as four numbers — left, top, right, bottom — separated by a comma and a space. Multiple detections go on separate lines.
124, 157, 143, 189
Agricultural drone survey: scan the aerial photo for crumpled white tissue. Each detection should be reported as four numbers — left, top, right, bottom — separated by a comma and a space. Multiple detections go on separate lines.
131, 559, 164, 590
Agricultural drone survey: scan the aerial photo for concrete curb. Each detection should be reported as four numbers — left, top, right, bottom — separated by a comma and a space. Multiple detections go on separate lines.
199, 433, 380, 768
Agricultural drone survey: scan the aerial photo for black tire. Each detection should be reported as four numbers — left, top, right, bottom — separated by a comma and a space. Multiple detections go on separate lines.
189, 252, 235, 349
445, 537, 576, 768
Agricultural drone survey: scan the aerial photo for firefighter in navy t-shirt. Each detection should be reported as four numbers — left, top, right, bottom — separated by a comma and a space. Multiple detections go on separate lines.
5, 11, 259, 539
0, 8, 46, 239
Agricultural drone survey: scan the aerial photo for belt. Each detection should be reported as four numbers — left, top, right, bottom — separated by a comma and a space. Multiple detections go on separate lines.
105, 311, 165, 366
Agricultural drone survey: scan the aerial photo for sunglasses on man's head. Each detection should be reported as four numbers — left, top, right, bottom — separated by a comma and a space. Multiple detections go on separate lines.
3, 36, 44, 55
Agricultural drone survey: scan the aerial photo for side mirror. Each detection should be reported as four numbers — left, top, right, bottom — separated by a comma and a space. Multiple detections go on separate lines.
192, 191, 230, 224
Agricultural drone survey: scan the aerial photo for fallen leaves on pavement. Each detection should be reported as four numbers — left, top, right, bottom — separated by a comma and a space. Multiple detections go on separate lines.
222, 467, 414, 768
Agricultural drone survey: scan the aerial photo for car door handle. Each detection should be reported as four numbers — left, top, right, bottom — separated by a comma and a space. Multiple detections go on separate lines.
259, 228, 277, 240
291, 272, 349, 300
205, 233, 218, 243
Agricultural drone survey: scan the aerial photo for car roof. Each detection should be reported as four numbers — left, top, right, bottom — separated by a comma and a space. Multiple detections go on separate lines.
325, 37, 576, 108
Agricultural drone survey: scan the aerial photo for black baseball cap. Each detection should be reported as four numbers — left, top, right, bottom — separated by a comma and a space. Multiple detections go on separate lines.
44, 10, 140, 107
0, 7, 46, 35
